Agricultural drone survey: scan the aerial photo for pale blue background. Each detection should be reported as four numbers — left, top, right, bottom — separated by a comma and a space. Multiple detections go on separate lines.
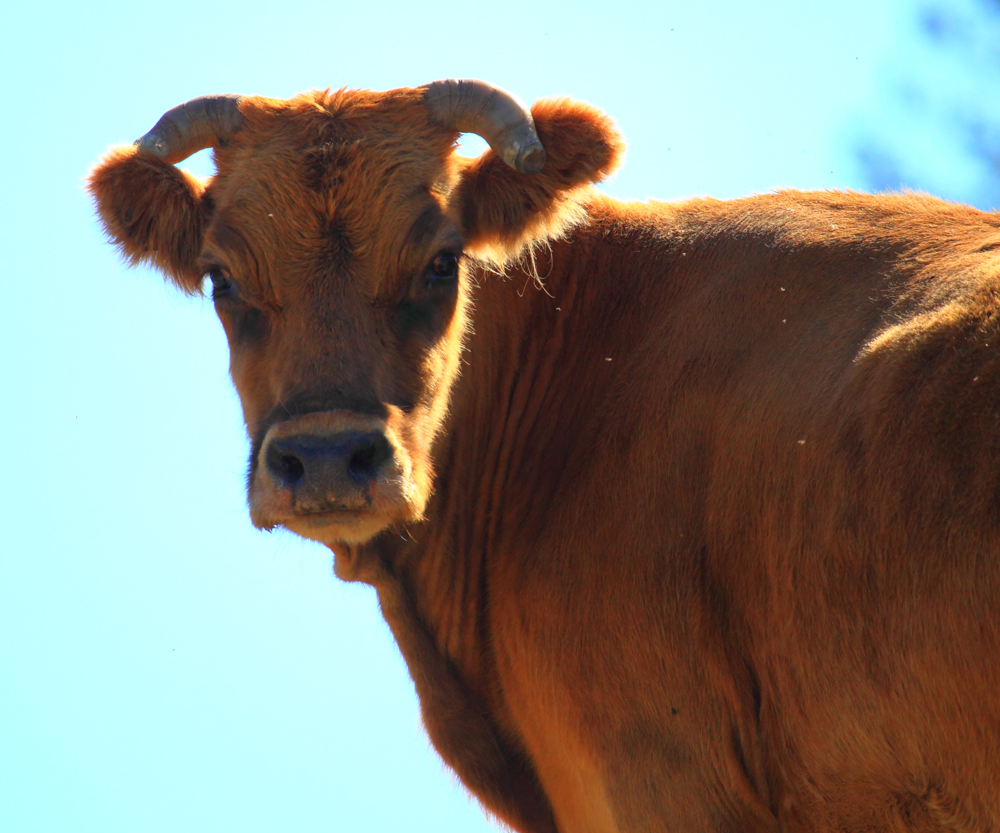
2, 1, 998, 831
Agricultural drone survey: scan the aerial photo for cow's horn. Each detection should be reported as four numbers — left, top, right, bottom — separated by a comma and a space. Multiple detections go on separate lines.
422, 79, 546, 175
134, 94, 245, 165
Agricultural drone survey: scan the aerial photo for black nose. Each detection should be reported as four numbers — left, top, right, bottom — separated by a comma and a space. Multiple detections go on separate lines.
264, 431, 393, 494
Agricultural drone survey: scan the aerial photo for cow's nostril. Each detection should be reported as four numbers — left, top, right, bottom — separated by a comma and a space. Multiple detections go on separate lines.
263, 430, 393, 493
265, 443, 306, 487
279, 454, 305, 483
348, 434, 391, 483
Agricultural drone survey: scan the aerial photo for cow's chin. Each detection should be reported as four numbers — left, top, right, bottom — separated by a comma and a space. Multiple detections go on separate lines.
250, 489, 423, 547
281, 510, 396, 546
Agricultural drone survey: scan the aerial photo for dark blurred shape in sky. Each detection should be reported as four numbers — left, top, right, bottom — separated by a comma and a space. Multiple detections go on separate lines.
857, 0, 1000, 208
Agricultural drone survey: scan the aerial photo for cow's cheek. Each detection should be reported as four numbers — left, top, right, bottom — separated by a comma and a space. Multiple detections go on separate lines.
229, 348, 275, 430
216, 309, 275, 430
426, 291, 469, 423
399, 306, 470, 509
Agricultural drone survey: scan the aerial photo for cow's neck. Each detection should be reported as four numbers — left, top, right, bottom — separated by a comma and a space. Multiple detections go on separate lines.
417, 229, 590, 684
366, 264, 558, 711
349, 196, 656, 726
336, 231, 582, 830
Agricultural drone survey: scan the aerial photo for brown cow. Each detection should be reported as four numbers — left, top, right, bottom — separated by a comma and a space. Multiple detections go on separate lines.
90, 81, 1000, 832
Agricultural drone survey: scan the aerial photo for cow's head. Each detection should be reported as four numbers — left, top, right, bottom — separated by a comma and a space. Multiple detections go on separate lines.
90, 81, 622, 548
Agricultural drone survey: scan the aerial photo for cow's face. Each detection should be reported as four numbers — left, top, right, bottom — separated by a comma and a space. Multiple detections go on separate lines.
91, 84, 622, 548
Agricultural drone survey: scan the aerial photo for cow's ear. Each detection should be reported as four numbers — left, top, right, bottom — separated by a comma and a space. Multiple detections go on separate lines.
89, 146, 211, 293
452, 97, 624, 264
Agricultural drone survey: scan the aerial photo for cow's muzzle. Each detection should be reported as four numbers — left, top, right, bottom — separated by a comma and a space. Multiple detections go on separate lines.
249, 412, 415, 545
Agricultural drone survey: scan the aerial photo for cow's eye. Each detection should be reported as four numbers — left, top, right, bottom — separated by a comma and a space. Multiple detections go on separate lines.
426, 252, 459, 285
205, 268, 233, 299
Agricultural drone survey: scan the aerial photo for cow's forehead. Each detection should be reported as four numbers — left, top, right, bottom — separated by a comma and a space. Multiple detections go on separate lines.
203, 89, 459, 303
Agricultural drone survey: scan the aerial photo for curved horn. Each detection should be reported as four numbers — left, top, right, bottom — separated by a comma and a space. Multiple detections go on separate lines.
422, 79, 546, 175
134, 94, 245, 165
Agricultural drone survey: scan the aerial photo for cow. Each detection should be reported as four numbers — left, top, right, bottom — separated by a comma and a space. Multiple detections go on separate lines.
89, 80, 1000, 832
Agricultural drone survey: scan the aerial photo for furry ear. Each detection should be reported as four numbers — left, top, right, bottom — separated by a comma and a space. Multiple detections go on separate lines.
88, 146, 212, 293
452, 97, 624, 264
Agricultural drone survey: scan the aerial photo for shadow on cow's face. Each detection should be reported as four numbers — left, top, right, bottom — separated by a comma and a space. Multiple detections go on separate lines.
89, 85, 624, 547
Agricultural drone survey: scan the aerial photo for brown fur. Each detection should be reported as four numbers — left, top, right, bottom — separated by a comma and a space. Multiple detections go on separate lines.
91, 85, 1000, 832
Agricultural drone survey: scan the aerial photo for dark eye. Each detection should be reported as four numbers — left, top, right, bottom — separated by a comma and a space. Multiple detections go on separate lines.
205, 268, 233, 299
426, 252, 459, 285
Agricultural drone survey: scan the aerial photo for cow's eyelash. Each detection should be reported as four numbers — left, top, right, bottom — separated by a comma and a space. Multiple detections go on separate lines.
204, 267, 234, 298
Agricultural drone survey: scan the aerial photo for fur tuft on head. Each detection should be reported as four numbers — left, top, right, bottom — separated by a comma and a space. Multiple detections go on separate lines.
88, 146, 211, 293
452, 96, 625, 265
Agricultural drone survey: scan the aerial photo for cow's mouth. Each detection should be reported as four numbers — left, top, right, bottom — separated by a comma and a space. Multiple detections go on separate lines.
253, 491, 403, 539
251, 482, 414, 544
247, 410, 426, 545
290, 508, 366, 527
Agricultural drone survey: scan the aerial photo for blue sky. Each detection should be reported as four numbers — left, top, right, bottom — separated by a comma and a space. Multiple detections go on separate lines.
1, 0, 994, 831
